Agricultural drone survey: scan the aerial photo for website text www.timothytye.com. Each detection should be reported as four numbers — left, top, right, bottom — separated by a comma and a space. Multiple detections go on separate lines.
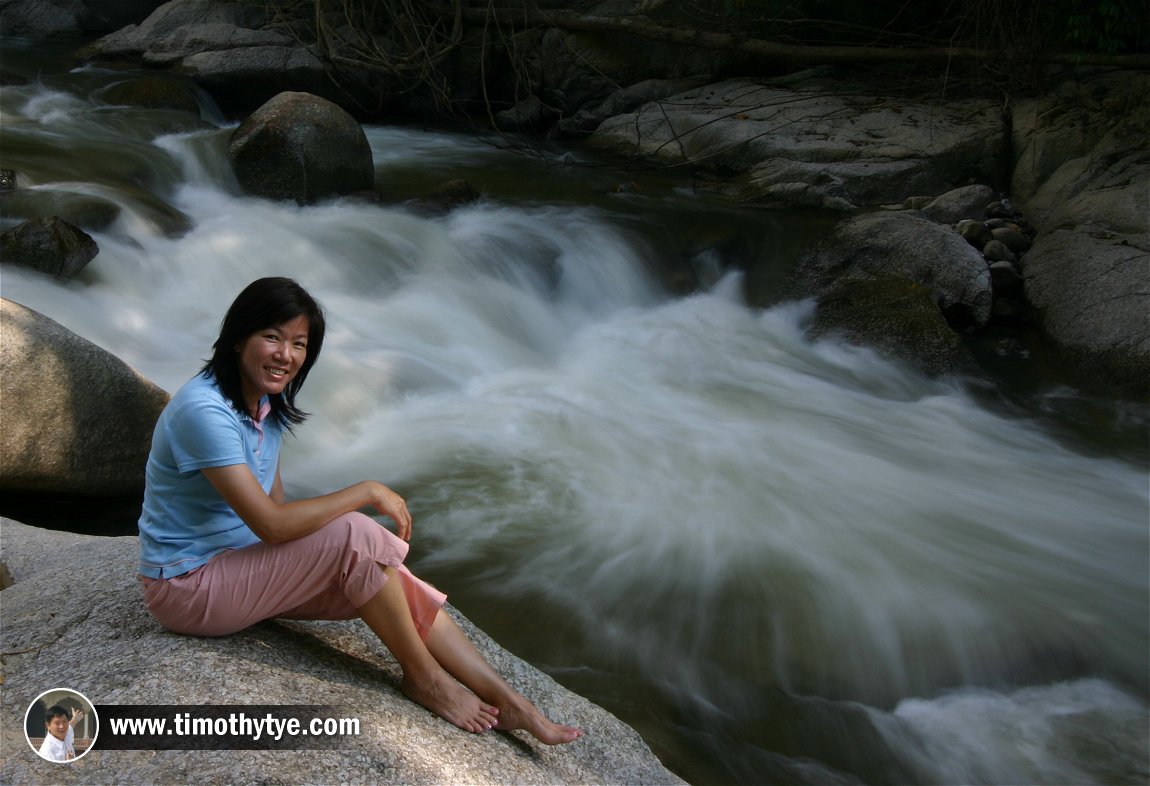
96, 705, 360, 750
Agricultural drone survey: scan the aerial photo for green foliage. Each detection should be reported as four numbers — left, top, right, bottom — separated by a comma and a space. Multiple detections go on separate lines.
1060, 0, 1147, 54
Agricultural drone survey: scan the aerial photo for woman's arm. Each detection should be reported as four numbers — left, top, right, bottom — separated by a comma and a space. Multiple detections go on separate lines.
201, 464, 412, 544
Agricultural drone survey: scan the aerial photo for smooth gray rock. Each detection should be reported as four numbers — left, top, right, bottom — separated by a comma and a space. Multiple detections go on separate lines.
918, 184, 997, 224
228, 92, 374, 205
0, 519, 684, 786
589, 75, 1005, 208
78, 0, 268, 59
1020, 228, 1150, 397
0, 299, 169, 497
1011, 70, 1150, 235
176, 46, 328, 110
1009, 70, 1149, 395
77, 1, 328, 112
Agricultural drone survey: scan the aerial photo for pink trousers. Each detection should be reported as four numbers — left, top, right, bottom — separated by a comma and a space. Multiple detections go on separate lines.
141, 512, 446, 639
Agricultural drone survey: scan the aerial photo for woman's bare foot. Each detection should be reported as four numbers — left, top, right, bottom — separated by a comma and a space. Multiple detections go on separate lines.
401, 671, 500, 734
493, 698, 583, 745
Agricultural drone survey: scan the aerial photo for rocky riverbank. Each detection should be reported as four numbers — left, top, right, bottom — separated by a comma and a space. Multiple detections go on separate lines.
0, 519, 683, 786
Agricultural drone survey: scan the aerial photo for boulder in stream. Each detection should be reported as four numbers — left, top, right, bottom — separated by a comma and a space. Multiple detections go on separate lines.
0, 217, 99, 279
811, 274, 976, 378
228, 91, 375, 205
794, 211, 992, 376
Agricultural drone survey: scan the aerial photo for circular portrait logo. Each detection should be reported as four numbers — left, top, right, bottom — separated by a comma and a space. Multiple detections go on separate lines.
25, 688, 98, 763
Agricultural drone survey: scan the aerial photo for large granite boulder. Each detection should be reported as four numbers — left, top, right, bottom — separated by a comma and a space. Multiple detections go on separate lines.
228, 92, 375, 205
75, 0, 326, 113
588, 73, 1006, 208
1020, 229, 1149, 398
0, 299, 169, 497
1010, 70, 1149, 233
1009, 69, 1149, 397
0, 519, 684, 786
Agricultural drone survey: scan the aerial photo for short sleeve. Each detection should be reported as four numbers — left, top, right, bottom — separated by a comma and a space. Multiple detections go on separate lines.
166, 392, 249, 472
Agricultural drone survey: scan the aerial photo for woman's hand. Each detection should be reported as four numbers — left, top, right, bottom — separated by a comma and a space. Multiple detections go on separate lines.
359, 481, 412, 541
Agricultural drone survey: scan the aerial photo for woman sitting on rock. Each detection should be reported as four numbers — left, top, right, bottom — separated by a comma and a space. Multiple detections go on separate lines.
137, 276, 581, 745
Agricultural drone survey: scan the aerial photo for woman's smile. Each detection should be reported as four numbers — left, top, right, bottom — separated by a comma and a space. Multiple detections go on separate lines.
235, 314, 309, 416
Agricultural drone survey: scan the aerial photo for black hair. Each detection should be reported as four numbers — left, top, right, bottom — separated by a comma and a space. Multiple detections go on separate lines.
45, 705, 70, 722
201, 277, 326, 430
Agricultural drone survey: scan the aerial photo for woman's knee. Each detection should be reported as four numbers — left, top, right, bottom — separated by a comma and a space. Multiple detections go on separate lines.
325, 511, 408, 562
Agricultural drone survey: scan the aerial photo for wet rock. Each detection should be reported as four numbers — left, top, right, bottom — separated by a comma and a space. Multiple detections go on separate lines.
0, 299, 169, 498
988, 260, 1023, 294
991, 225, 1031, 254
985, 198, 1020, 220
409, 179, 481, 215
956, 219, 992, 250
0, 170, 15, 191
228, 92, 374, 205
99, 76, 202, 114
983, 239, 1017, 264
0, 217, 99, 279
811, 275, 976, 378
1, 190, 122, 233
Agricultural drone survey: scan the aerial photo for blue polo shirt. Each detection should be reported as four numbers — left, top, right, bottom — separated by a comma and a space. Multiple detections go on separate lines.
138, 372, 281, 578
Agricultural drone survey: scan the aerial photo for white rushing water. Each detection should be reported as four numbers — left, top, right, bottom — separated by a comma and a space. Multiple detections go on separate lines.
2, 74, 1146, 784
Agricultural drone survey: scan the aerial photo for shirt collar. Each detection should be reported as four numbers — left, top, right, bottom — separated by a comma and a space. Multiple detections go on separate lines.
245, 397, 272, 429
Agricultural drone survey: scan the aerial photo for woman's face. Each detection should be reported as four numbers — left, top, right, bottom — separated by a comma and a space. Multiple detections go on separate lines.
235, 315, 310, 415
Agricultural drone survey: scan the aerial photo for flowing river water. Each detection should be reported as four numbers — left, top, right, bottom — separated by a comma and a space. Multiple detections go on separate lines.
2, 41, 1147, 785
